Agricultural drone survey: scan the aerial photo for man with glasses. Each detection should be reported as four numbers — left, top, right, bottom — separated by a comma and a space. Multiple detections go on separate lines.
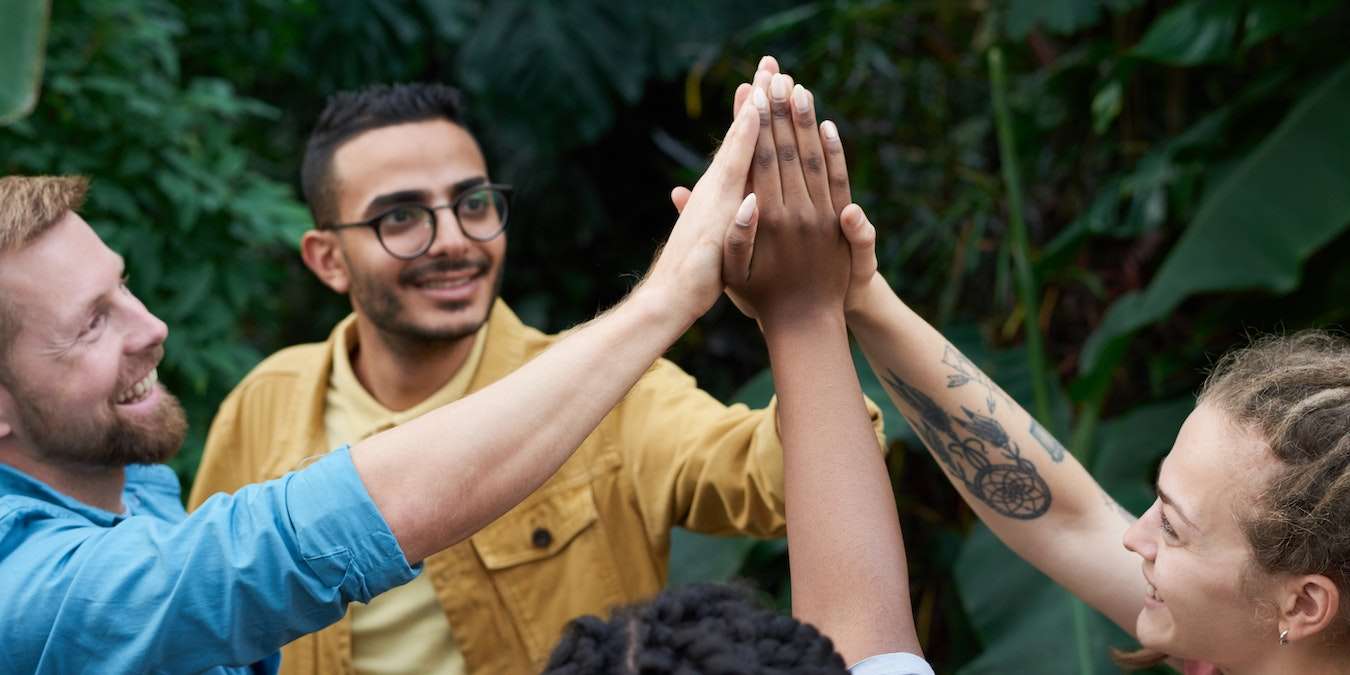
189, 83, 885, 675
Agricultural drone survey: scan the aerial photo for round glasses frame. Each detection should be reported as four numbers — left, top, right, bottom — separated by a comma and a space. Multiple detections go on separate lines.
321, 183, 513, 260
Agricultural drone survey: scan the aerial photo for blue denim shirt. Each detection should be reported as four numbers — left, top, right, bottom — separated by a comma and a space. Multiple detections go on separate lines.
0, 447, 417, 674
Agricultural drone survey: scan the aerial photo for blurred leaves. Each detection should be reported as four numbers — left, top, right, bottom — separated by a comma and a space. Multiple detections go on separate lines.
0, 0, 50, 124
1081, 60, 1350, 375
0, 0, 309, 483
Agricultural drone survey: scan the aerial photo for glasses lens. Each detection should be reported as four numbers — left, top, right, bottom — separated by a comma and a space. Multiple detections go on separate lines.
376, 206, 435, 258
455, 188, 508, 240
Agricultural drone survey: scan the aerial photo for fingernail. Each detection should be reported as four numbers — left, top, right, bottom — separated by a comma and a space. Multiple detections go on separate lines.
752, 88, 768, 111
735, 193, 757, 227
770, 74, 788, 102
821, 120, 839, 141
792, 85, 809, 114
758, 55, 774, 71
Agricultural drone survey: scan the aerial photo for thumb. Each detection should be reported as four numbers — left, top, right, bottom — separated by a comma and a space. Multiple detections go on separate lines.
840, 203, 877, 271
723, 193, 758, 284
670, 186, 693, 214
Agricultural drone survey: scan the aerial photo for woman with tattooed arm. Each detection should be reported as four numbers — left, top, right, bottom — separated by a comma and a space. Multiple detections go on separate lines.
832, 193, 1350, 673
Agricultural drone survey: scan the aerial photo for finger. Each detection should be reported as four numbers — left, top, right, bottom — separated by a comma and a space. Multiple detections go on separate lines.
699, 103, 760, 197
840, 203, 876, 253
732, 82, 752, 118
768, 73, 809, 208
757, 55, 780, 76
724, 193, 759, 284
670, 186, 692, 214
820, 120, 853, 217
750, 82, 783, 213
792, 85, 831, 210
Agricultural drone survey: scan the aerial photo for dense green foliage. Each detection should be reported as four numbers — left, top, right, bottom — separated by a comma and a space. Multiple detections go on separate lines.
4, 1, 1350, 672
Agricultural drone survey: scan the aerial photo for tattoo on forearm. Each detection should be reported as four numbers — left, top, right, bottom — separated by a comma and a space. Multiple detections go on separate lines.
941, 345, 1011, 414
1101, 489, 1136, 523
1029, 419, 1067, 463
884, 369, 1051, 520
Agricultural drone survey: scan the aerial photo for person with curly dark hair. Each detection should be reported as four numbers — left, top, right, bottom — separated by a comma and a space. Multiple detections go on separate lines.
546, 58, 934, 675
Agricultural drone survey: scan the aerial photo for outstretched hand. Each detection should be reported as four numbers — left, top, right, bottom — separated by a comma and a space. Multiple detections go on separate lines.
671, 56, 881, 324
643, 103, 760, 325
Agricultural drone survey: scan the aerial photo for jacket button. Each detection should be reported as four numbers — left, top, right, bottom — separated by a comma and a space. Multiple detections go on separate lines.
531, 527, 552, 549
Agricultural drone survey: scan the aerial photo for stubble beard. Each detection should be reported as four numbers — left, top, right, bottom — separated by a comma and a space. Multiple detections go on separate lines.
16, 384, 188, 468
348, 257, 504, 346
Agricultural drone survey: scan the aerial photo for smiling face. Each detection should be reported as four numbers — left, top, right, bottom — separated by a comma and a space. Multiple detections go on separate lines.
318, 119, 506, 346
1122, 403, 1282, 666
0, 212, 186, 467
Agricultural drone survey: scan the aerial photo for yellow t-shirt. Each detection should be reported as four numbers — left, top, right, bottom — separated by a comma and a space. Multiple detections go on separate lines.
324, 318, 488, 675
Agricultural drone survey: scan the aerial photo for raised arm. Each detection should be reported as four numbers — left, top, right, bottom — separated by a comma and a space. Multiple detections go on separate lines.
728, 62, 922, 665
353, 103, 761, 564
837, 203, 1146, 635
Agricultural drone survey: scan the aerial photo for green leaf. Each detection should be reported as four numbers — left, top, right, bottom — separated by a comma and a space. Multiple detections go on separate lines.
0, 0, 50, 124
1080, 60, 1350, 373
1130, 0, 1242, 66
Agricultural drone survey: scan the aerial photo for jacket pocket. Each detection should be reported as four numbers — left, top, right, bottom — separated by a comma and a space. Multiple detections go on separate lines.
470, 479, 625, 664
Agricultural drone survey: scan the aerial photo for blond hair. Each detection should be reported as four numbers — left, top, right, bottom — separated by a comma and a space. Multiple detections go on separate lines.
0, 175, 90, 358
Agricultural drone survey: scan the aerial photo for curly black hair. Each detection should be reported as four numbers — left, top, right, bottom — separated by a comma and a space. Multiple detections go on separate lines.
542, 583, 849, 675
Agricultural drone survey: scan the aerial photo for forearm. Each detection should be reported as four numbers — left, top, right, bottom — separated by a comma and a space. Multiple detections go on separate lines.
353, 286, 691, 563
844, 275, 1143, 631
763, 311, 919, 663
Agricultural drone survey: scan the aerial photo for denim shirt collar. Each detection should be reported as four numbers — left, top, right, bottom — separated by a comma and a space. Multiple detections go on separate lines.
0, 462, 144, 526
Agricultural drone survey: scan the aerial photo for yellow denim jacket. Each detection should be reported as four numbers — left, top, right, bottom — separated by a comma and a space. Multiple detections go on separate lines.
188, 300, 883, 674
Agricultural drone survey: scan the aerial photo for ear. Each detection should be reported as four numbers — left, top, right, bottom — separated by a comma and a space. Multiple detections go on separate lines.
0, 380, 16, 440
1279, 574, 1340, 643
300, 230, 351, 294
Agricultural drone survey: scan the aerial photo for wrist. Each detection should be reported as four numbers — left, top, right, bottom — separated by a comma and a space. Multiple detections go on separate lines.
626, 281, 698, 339
844, 272, 896, 329
760, 305, 848, 345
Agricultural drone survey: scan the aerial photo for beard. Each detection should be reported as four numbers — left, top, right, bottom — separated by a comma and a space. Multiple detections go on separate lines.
15, 383, 188, 468
347, 254, 503, 345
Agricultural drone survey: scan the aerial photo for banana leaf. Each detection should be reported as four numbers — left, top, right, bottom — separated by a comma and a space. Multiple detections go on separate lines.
1079, 59, 1350, 376
0, 0, 49, 125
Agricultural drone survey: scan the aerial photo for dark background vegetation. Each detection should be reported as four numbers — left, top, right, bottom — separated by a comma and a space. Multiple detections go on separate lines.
4, 1, 1350, 672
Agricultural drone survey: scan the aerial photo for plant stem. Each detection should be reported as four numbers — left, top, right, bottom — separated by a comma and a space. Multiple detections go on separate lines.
988, 47, 1053, 426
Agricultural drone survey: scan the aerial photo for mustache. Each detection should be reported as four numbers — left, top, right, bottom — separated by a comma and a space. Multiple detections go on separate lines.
399, 257, 491, 285
118, 345, 165, 390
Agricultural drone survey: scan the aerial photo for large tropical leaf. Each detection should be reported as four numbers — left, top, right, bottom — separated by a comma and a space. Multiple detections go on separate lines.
1079, 60, 1350, 375
954, 398, 1191, 675
0, 0, 49, 124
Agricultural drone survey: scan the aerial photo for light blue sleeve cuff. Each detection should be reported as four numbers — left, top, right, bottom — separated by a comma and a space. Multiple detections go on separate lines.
285, 446, 418, 603
849, 652, 936, 675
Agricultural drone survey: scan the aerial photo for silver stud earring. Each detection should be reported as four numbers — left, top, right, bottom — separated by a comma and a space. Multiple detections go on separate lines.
1279, 628, 1290, 646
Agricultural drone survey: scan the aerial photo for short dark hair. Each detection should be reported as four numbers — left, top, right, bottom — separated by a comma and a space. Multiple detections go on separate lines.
542, 583, 849, 675
300, 83, 470, 225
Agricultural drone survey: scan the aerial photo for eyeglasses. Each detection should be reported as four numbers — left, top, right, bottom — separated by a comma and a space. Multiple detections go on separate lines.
321, 183, 513, 260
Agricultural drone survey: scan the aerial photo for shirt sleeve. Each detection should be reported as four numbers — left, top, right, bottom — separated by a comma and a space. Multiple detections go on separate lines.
618, 357, 885, 541
0, 447, 416, 673
849, 652, 937, 675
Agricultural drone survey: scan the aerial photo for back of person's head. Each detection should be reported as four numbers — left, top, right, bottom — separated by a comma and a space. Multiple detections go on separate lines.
300, 83, 470, 225
0, 175, 89, 370
1200, 330, 1350, 638
543, 583, 850, 675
